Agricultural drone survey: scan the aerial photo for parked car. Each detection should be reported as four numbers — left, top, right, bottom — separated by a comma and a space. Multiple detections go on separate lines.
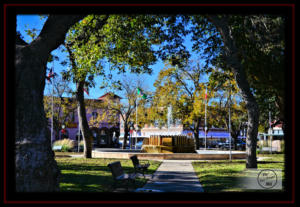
218, 139, 246, 150
208, 141, 219, 148
235, 139, 246, 150
216, 140, 227, 149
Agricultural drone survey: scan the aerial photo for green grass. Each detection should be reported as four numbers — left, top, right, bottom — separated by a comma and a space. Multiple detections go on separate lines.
257, 153, 285, 162
55, 156, 161, 192
192, 153, 285, 192
55, 151, 83, 157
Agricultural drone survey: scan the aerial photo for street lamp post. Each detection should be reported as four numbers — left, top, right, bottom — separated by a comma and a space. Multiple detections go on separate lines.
228, 89, 232, 161
204, 85, 207, 150
136, 98, 138, 150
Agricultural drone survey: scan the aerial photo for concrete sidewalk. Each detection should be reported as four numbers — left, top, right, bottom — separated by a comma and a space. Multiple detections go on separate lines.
137, 160, 204, 192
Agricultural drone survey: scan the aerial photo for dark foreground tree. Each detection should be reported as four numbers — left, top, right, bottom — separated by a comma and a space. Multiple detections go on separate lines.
206, 16, 259, 168
192, 15, 285, 168
62, 14, 158, 156
15, 15, 84, 191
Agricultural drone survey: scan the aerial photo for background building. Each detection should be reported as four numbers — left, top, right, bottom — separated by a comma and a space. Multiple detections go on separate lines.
47, 92, 121, 147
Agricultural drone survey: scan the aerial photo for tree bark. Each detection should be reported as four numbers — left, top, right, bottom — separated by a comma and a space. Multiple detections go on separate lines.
15, 15, 84, 191
123, 123, 129, 149
231, 131, 239, 150
208, 16, 259, 168
193, 129, 200, 150
65, 39, 94, 158
192, 117, 201, 149
76, 81, 93, 158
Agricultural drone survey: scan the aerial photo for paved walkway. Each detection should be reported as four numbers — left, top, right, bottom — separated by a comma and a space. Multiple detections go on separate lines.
137, 160, 204, 192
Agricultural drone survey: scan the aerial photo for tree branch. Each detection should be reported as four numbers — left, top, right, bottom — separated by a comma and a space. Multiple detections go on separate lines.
30, 15, 86, 55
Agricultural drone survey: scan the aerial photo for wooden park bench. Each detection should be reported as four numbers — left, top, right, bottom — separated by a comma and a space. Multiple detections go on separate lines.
107, 161, 136, 191
130, 155, 150, 178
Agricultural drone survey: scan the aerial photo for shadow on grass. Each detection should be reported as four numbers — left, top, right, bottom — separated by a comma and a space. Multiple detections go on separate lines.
60, 171, 147, 192
58, 163, 157, 175
257, 161, 285, 164
199, 174, 242, 192
56, 160, 159, 192
60, 173, 113, 192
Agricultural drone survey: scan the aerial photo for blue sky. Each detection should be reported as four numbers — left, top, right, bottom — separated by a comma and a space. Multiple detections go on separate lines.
17, 15, 208, 100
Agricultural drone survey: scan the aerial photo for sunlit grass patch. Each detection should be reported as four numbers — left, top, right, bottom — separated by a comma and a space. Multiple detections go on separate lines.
192, 154, 285, 192
55, 157, 161, 192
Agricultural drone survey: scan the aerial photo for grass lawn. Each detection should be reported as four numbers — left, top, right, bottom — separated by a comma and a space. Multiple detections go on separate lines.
55, 153, 161, 192
192, 153, 285, 192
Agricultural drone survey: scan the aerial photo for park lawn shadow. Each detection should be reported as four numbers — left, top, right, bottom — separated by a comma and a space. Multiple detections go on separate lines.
56, 158, 160, 192
199, 174, 242, 192
59, 172, 113, 192
193, 160, 285, 192
59, 170, 148, 192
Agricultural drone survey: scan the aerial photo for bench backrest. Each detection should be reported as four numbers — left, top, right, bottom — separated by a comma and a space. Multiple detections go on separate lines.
130, 155, 140, 167
107, 161, 124, 179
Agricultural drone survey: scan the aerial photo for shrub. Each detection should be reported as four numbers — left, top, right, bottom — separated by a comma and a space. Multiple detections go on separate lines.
53, 139, 76, 152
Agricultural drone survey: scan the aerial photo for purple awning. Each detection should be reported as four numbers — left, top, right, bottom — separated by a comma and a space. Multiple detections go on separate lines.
183, 130, 246, 139
183, 130, 230, 138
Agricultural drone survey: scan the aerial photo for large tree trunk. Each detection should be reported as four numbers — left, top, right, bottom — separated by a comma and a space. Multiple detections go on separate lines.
193, 118, 201, 149
231, 131, 239, 150
193, 129, 200, 150
208, 16, 259, 168
123, 124, 129, 149
15, 15, 84, 192
76, 81, 93, 158
65, 38, 93, 158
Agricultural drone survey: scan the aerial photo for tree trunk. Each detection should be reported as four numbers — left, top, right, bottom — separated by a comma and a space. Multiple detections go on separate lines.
76, 81, 93, 158
193, 129, 200, 150
193, 118, 201, 149
231, 131, 239, 150
208, 16, 259, 168
15, 15, 84, 191
276, 93, 285, 131
15, 45, 61, 192
123, 124, 129, 149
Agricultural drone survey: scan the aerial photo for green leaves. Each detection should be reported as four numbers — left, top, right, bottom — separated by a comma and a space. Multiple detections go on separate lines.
152, 60, 209, 128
